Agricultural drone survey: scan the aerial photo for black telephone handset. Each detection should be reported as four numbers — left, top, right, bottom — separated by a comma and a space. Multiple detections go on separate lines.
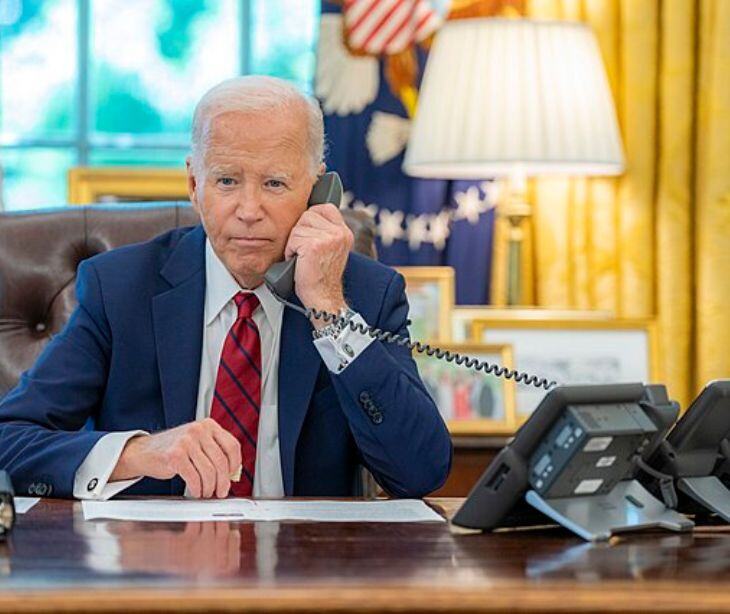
263, 172, 554, 391
264, 172, 343, 300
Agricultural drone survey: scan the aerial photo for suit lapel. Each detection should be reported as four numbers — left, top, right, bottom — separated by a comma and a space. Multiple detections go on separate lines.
153, 226, 206, 431
278, 300, 321, 495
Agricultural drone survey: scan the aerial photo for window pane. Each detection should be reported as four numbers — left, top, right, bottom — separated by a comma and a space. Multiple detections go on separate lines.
90, 0, 239, 139
0, 147, 74, 211
0, 0, 77, 140
250, 0, 318, 91
89, 148, 186, 168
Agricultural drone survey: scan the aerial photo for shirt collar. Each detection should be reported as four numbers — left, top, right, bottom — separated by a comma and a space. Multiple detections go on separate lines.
204, 239, 283, 327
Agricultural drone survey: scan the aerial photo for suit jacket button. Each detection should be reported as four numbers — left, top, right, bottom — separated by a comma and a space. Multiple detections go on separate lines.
87, 478, 99, 492
359, 391, 370, 404
372, 413, 383, 425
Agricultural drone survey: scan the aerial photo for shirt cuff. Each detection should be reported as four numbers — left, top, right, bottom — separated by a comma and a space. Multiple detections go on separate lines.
313, 313, 375, 373
73, 430, 148, 500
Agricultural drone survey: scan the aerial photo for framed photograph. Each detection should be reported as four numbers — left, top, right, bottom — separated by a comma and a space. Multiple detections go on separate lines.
68, 167, 188, 204
395, 266, 454, 343
413, 343, 517, 435
469, 315, 658, 420
451, 307, 615, 342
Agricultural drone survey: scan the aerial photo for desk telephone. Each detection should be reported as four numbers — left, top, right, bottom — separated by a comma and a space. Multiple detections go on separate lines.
263, 171, 555, 391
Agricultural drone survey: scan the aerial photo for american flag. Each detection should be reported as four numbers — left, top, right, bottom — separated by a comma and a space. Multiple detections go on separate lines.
343, 0, 442, 55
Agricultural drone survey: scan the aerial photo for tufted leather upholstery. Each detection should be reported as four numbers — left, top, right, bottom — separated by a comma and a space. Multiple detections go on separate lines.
0, 201, 377, 397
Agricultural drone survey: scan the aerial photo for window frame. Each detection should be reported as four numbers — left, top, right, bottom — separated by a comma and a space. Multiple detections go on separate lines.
0, 0, 254, 163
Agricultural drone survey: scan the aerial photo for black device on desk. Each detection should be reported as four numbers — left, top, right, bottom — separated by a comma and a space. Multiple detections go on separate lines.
647, 380, 730, 521
450, 383, 694, 541
0, 471, 14, 538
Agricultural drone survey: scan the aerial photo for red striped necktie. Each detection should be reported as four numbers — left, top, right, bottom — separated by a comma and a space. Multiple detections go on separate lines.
210, 292, 261, 497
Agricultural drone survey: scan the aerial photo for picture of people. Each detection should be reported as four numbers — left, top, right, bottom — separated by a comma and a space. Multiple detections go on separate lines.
396, 267, 454, 342
413, 343, 517, 434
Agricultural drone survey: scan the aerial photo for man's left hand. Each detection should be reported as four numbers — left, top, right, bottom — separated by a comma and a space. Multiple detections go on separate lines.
284, 203, 353, 328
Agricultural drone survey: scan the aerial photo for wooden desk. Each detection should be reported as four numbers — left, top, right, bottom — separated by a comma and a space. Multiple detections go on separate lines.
1, 498, 730, 612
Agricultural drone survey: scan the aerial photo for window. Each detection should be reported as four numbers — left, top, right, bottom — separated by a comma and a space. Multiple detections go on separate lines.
0, 0, 319, 211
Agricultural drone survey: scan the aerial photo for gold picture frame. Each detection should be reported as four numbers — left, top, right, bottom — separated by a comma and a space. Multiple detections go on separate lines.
68, 167, 188, 205
468, 315, 659, 420
413, 342, 517, 435
451, 306, 616, 342
394, 266, 455, 343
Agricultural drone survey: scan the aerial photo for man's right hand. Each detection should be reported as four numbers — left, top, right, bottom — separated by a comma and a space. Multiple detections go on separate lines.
110, 419, 242, 498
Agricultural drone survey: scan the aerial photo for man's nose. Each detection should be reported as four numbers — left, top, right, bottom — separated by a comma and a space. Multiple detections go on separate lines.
234, 187, 264, 221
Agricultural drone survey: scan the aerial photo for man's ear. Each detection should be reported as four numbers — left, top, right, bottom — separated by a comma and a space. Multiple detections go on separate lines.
186, 156, 200, 213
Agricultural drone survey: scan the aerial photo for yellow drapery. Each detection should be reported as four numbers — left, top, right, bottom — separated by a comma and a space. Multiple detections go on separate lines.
515, 0, 730, 408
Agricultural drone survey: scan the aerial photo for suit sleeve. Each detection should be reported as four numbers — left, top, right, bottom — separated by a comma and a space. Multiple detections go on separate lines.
0, 260, 114, 498
329, 271, 453, 497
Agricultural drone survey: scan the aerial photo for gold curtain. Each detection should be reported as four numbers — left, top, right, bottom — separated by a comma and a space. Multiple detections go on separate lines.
515, 0, 730, 408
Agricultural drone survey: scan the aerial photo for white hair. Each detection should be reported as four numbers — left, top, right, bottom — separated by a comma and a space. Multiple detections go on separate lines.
190, 75, 325, 176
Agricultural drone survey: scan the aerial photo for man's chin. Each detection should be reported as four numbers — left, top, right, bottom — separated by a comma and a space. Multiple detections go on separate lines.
225, 259, 272, 290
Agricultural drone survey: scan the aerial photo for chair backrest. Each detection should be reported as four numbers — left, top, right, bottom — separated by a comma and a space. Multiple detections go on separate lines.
0, 202, 377, 396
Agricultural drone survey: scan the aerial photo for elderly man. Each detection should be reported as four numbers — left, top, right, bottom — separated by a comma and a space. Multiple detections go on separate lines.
0, 76, 451, 500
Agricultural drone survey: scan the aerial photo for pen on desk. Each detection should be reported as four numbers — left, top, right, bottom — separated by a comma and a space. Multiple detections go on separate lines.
212, 513, 246, 517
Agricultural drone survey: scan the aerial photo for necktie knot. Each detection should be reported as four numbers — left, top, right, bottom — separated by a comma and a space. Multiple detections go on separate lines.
234, 292, 259, 320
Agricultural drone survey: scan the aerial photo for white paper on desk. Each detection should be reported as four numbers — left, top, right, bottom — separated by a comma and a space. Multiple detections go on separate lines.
14, 497, 40, 514
82, 499, 445, 523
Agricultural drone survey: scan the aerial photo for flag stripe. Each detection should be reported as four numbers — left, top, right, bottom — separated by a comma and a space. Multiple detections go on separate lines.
348, 0, 399, 46
360, 0, 405, 50
366, 2, 413, 53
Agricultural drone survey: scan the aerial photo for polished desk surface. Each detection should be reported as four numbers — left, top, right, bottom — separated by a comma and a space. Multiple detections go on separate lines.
2, 498, 730, 612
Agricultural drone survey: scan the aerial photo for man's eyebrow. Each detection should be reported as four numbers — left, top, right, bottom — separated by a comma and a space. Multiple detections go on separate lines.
208, 164, 239, 175
266, 171, 294, 180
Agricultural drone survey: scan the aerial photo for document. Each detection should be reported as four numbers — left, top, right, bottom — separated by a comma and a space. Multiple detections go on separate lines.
14, 497, 40, 514
82, 499, 445, 523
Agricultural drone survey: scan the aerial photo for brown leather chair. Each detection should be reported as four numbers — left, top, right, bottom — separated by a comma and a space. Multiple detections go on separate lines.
0, 201, 377, 397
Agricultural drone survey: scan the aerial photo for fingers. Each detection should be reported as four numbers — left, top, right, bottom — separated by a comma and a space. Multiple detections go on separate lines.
175, 453, 202, 498
312, 203, 346, 224
188, 443, 218, 499
210, 423, 242, 479
286, 224, 353, 255
199, 435, 231, 499
171, 420, 242, 499
297, 205, 345, 230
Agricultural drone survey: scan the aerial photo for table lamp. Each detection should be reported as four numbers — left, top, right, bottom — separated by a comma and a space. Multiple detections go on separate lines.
403, 17, 625, 305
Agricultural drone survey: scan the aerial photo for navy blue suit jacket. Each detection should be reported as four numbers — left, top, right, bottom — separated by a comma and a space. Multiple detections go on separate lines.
0, 226, 452, 498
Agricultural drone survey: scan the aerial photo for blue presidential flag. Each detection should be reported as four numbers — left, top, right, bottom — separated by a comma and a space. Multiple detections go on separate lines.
315, 0, 496, 305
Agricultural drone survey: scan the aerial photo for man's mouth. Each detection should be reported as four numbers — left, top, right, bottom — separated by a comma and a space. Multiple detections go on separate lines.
231, 237, 272, 246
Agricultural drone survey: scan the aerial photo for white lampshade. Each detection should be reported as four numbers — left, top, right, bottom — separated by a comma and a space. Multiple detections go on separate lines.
403, 18, 625, 179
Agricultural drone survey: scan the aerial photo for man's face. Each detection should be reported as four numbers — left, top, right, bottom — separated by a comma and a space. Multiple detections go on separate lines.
187, 107, 314, 288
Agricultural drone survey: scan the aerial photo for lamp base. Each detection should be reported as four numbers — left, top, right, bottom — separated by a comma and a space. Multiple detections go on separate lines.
501, 175, 531, 306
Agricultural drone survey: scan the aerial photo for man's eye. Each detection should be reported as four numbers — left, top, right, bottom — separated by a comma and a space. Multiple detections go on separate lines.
217, 177, 235, 187
266, 179, 286, 189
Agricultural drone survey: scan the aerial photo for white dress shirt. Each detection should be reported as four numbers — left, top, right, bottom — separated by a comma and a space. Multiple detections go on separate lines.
74, 239, 374, 500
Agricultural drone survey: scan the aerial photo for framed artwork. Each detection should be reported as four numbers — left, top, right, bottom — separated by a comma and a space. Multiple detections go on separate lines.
451, 307, 615, 342
413, 343, 517, 435
68, 167, 188, 204
469, 315, 658, 421
395, 266, 454, 343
